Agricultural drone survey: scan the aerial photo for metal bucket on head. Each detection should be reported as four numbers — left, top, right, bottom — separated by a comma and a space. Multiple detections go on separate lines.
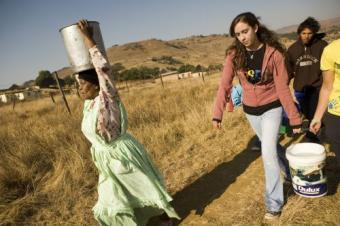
59, 21, 107, 74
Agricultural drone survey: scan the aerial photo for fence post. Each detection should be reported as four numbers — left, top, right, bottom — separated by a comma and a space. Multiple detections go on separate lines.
160, 73, 164, 88
54, 71, 71, 114
12, 96, 16, 110
50, 92, 56, 103
125, 80, 130, 92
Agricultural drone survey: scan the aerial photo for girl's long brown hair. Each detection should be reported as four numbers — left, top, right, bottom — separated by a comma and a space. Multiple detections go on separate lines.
227, 12, 285, 70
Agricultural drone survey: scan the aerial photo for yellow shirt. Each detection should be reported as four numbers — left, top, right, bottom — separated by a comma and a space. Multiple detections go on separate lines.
320, 39, 340, 116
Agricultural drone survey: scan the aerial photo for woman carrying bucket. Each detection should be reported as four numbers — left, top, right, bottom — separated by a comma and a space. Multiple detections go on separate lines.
212, 12, 302, 220
310, 39, 340, 171
66, 20, 179, 226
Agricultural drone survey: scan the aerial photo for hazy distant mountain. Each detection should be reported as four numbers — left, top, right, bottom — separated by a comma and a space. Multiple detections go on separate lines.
22, 80, 35, 88
53, 17, 340, 80
276, 17, 340, 34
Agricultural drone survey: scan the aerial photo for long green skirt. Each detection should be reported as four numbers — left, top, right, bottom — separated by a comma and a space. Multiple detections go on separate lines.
81, 99, 179, 226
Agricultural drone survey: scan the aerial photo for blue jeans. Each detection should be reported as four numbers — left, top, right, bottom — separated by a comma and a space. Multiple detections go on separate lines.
245, 107, 289, 212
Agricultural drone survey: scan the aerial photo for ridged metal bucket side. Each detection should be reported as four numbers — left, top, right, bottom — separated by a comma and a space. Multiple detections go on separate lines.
59, 21, 107, 74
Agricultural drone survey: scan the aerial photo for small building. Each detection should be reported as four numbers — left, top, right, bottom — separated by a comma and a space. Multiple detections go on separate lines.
178, 71, 192, 79
14, 92, 25, 101
0, 94, 8, 103
0, 90, 41, 103
0, 93, 16, 103
15, 90, 41, 101
191, 72, 207, 78
155, 71, 179, 83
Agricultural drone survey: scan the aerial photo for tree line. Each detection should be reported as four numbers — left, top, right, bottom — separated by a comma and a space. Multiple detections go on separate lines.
34, 62, 223, 88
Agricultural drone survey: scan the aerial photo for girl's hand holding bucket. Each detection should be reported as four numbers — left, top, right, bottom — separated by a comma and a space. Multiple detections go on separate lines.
309, 118, 321, 134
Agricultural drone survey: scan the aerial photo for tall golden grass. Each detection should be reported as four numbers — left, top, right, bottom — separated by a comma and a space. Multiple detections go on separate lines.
0, 74, 339, 225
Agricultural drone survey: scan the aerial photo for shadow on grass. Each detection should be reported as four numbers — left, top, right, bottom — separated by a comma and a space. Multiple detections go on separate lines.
168, 136, 261, 225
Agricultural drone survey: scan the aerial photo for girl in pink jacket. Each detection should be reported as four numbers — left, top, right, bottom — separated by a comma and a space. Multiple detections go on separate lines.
212, 12, 302, 220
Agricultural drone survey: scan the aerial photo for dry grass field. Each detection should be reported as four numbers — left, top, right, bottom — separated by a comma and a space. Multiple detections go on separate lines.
1, 74, 339, 226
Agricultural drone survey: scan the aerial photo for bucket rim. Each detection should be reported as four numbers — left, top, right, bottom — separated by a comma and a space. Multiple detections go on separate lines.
287, 142, 325, 153
71, 65, 96, 75
59, 21, 100, 32
286, 142, 326, 165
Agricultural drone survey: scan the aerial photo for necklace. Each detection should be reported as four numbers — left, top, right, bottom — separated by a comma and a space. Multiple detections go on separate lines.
248, 51, 255, 60
247, 43, 263, 60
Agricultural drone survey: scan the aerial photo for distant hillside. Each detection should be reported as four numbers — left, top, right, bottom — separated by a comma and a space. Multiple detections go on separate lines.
55, 67, 74, 80
55, 17, 340, 80
106, 35, 232, 69
276, 17, 340, 34
56, 34, 233, 79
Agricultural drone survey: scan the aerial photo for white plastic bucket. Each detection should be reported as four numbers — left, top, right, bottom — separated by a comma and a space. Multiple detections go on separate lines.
286, 143, 327, 198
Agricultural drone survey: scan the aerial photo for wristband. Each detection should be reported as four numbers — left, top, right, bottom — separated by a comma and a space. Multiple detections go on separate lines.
212, 118, 221, 123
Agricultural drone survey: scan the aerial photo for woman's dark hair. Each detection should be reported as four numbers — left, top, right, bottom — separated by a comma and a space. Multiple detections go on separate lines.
227, 12, 285, 70
297, 17, 320, 34
78, 68, 99, 86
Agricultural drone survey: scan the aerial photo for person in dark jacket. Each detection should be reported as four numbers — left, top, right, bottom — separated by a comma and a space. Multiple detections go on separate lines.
286, 17, 328, 142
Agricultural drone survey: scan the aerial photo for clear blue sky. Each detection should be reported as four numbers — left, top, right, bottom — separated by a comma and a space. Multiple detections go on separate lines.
1, 0, 339, 89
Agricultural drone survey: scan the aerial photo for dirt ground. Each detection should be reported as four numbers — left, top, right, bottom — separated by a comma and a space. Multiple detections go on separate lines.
169, 133, 340, 226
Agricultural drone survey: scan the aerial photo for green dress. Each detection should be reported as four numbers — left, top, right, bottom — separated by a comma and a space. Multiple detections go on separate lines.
81, 98, 179, 226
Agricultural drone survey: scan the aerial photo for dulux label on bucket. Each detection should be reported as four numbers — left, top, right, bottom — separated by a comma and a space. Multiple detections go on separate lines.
286, 143, 328, 198
292, 182, 327, 197
289, 163, 327, 197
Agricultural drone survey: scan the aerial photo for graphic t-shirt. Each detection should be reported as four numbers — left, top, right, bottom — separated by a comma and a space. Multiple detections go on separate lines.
245, 45, 266, 84
243, 45, 282, 115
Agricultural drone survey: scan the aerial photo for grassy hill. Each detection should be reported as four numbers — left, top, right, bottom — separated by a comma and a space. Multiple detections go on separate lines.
56, 34, 233, 79
52, 17, 340, 80
106, 35, 232, 68
56, 24, 340, 80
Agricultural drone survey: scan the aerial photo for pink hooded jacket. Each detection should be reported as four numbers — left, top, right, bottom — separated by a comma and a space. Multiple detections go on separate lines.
213, 45, 301, 126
